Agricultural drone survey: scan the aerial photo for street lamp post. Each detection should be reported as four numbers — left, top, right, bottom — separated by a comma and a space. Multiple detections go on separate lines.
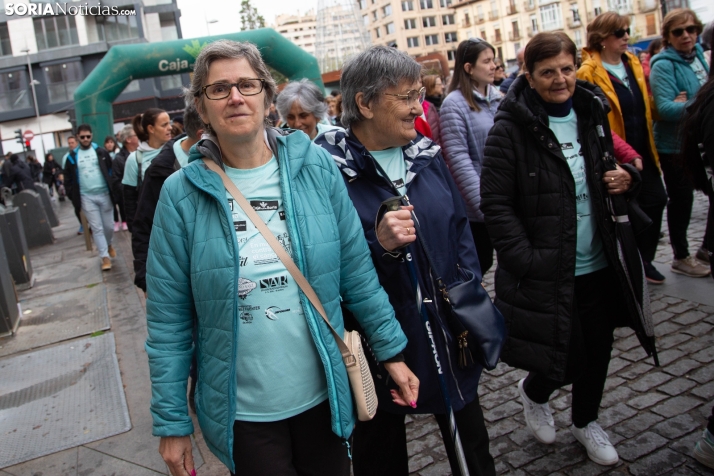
205, 12, 218, 35
21, 48, 44, 159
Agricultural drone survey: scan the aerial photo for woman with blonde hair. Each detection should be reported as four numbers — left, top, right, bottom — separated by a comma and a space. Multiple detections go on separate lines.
578, 11, 669, 284
650, 8, 710, 278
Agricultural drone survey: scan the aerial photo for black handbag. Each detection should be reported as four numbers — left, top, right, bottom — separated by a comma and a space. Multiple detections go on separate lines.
382, 196, 507, 371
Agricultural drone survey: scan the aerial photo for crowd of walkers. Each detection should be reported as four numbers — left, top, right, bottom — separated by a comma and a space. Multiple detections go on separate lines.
15, 6, 711, 475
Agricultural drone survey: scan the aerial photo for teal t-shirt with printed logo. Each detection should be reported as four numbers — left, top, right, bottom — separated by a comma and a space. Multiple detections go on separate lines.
173, 137, 189, 168
549, 110, 609, 276
76, 147, 109, 196
370, 147, 407, 194
690, 57, 708, 86
225, 157, 327, 422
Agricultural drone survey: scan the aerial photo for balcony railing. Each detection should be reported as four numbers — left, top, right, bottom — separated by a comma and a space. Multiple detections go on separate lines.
462, 19, 472, 27
523, 1, 536, 10
509, 30, 522, 40
507, 3, 518, 14
638, 0, 657, 11
477, 14, 485, 23
567, 17, 582, 28
492, 34, 503, 44
488, 11, 499, 20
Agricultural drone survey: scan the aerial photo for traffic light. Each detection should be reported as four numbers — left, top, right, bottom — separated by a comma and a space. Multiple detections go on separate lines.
24, 140, 31, 150
14, 129, 22, 145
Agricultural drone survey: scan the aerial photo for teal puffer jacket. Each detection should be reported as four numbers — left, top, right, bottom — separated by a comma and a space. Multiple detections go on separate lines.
650, 44, 709, 154
145, 129, 407, 472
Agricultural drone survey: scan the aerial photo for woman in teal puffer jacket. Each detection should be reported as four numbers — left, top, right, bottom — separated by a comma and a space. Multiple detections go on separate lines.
145, 40, 419, 476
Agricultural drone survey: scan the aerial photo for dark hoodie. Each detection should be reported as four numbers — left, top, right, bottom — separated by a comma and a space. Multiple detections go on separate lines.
2, 155, 36, 192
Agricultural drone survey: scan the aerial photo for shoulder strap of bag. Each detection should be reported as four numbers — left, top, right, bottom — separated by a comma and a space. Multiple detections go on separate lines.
201, 158, 356, 366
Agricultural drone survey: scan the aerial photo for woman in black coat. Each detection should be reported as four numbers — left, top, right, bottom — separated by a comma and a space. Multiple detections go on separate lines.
481, 32, 656, 467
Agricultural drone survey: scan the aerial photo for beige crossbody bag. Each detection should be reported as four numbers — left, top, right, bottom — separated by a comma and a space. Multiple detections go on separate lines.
203, 158, 378, 421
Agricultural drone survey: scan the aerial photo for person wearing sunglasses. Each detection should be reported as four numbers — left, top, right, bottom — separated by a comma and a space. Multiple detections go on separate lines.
440, 37, 503, 275
146, 40, 417, 476
493, 58, 506, 87
315, 45, 495, 476
578, 12, 668, 285
650, 8, 711, 278
122, 108, 172, 232
63, 124, 119, 271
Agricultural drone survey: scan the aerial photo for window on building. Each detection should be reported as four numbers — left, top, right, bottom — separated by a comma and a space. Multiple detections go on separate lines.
375, 27, 381, 38
385, 22, 395, 34
423, 16, 437, 27
439, 0, 452, 7
497, 46, 503, 60
489, 0, 498, 16
420, 0, 434, 9
0, 70, 30, 112
425, 34, 439, 45
613, 0, 632, 13
43, 61, 83, 103
372, 10, 378, 21
480, 29, 487, 39
402, 0, 414, 10
407, 36, 420, 47
570, 5, 581, 22
405, 18, 417, 29
383, 4, 392, 16
539, 3, 562, 30
96, 9, 139, 42
574, 29, 582, 47
159, 12, 178, 41
477, 5, 484, 20
0, 24, 11, 57
443, 14, 455, 25
646, 13, 656, 35
363, 14, 370, 26
160, 74, 183, 91
34, 16, 79, 50
512, 20, 520, 37
530, 14, 538, 33
359, 0, 367, 9
123, 79, 141, 93
447, 50, 456, 61
592, 0, 602, 16
527, 0, 535, 8
445, 32, 458, 42
494, 27, 502, 42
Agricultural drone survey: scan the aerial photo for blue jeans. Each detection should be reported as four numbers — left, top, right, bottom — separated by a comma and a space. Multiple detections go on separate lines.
81, 192, 114, 258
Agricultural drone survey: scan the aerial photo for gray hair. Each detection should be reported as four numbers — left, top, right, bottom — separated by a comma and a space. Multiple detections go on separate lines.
340, 45, 422, 128
182, 101, 203, 141
275, 79, 328, 123
118, 124, 134, 144
185, 39, 277, 123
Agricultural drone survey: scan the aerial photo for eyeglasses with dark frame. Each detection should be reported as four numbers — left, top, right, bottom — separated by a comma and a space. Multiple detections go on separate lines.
463, 37, 486, 64
612, 28, 630, 38
197, 79, 266, 100
671, 25, 699, 37
78, 135, 92, 139
383, 87, 427, 105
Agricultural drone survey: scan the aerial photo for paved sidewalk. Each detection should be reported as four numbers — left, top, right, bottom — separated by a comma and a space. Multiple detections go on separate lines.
2, 192, 714, 475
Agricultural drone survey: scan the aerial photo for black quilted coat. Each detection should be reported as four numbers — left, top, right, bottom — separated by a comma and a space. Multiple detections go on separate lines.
481, 76, 655, 382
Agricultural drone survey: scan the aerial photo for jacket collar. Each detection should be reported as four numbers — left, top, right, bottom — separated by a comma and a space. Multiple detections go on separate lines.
650, 43, 705, 67
315, 128, 441, 186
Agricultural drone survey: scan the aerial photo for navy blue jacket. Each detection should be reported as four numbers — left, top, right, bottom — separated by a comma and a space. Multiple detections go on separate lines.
315, 129, 483, 414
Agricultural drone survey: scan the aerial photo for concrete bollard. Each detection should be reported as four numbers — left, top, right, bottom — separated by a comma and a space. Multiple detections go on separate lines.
13, 190, 55, 248
0, 205, 34, 290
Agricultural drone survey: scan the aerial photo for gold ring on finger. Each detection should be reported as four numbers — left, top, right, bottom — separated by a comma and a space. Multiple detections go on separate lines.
611, 177, 615, 182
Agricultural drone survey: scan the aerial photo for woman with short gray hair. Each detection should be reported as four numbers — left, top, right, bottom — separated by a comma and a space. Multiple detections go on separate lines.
316, 45, 496, 476
276, 79, 342, 140
147, 39, 418, 476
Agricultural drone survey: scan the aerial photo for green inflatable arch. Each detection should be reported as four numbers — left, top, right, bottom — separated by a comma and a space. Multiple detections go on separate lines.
73, 28, 323, 142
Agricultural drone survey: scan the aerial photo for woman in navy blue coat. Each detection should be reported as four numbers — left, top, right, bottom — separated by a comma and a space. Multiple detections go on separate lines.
316, 46, 495, 476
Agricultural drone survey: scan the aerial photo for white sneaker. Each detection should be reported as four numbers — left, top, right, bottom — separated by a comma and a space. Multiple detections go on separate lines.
517, 378, 556, 444
572, 421, 619, 466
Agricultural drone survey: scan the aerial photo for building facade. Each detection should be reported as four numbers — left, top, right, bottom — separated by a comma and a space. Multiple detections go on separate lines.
0, 0, 186, 159
359, 0, 459, 70
453, 0, 664, 66
273, 10, 317, 57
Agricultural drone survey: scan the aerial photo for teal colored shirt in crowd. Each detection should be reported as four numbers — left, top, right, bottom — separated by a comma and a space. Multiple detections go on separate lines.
690, 57, 708, 86
173, 137, 189, 168
122, 147, 161, 187
225, 157, 327, 422
76, 147, 109, 196
370, 147, 407, 194
603, 61, 629, 89
549, 110, 608, 276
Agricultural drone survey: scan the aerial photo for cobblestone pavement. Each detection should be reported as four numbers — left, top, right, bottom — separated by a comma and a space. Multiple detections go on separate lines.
405, 193, 714, 475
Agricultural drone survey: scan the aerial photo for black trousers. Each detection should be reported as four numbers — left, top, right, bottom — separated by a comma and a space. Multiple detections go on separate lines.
659, 153, 704, 259
230, 400, 350, 476
470, 221, 494, 275
635, 155, 668, 263
352, 396, 495, 476
523, 267, 621, 429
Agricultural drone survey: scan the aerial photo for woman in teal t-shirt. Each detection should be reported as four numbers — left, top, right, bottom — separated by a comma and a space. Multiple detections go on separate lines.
121, 108, 171, 231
